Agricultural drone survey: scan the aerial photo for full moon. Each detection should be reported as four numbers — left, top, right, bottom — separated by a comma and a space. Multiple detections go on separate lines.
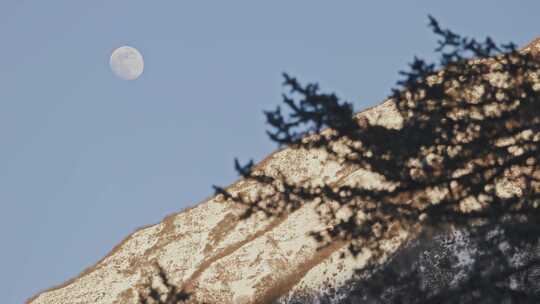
109, 46, 144, 80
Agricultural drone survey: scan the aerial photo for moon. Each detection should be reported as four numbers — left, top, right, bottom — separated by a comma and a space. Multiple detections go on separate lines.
109, 46, 144, 80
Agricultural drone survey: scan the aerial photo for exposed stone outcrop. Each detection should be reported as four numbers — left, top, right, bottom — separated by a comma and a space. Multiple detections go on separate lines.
28, 38, 540, 304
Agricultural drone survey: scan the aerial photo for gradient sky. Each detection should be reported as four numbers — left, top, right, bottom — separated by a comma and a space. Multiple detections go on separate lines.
2, 1, 539, 303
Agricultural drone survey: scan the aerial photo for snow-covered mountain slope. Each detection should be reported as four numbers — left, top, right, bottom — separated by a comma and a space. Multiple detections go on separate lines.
28, 38, 540, 304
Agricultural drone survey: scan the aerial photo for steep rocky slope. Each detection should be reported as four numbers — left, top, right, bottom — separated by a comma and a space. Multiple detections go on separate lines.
28, 38, 540, 304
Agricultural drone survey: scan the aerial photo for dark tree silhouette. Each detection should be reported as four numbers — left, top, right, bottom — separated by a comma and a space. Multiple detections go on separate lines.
141, 16, 540, 303
212, 16, 540, 303
137, 263, 191, 304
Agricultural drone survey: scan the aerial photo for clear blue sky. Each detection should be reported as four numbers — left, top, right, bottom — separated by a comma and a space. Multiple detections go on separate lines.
2, 1, 538, 302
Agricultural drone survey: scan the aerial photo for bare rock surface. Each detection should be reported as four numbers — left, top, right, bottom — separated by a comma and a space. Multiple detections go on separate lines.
28, 38, 540, 304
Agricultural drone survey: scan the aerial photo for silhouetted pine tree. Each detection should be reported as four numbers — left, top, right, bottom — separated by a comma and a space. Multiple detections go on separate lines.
215, 16, 540, 303
143, 16, 540, 303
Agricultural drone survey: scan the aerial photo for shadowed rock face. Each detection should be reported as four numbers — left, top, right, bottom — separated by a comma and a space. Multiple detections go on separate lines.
28, 38, 540, 304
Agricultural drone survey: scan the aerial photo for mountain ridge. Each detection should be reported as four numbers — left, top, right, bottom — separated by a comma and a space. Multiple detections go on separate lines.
28, 37, 540, 304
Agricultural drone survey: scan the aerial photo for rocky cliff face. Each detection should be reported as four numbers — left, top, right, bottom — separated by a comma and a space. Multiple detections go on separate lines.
28, 38, 540, 304
26, 99, 405, 304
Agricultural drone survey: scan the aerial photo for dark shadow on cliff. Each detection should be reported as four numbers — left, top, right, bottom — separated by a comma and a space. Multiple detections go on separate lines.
212, 16, 540, 303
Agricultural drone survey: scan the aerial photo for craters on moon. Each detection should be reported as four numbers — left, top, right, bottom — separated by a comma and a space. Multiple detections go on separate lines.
109, 46, 144, 80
